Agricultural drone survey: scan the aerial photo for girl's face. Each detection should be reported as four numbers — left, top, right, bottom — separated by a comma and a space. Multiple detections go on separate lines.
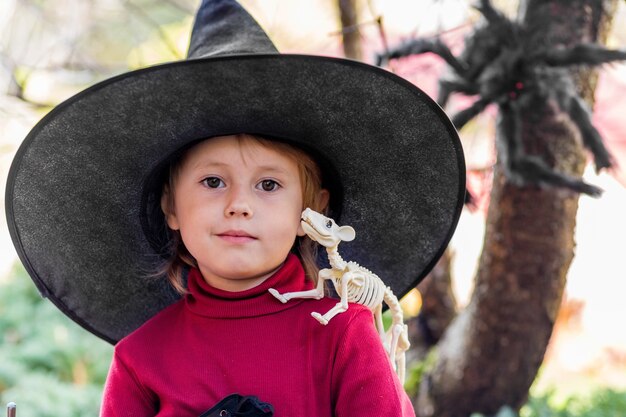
162, 135, 308, 292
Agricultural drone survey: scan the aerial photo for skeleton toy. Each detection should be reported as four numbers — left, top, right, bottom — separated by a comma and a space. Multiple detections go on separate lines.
269, 208, 410, 383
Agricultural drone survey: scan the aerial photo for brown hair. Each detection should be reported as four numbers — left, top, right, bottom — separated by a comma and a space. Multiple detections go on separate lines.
160, 134, 328, 294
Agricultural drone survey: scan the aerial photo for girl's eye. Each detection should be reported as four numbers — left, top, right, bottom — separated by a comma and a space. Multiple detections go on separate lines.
258, 179, 280, 192
202, 177, 224, 188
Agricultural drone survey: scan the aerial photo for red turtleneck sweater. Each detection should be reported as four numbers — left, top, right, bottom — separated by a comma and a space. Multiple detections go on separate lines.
100, 254, 415, 416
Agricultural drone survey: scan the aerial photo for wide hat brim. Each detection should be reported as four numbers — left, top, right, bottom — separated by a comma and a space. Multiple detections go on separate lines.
6, 54, 465, 344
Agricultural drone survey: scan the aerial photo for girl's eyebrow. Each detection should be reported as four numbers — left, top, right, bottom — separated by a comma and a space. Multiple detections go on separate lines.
190, 160, 229, 170
190, 160, 291, 176
253, 165, 292, 175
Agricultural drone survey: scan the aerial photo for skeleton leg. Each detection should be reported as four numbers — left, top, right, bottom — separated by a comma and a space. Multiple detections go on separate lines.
392, 324, 410, 384
396, 349, 407, 384
311, 271, 352, 325
268, 268, 331, 303
388, 325, 401, 363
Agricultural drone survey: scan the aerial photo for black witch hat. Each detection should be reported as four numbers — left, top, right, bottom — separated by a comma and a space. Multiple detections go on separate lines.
5, 0, 465, 344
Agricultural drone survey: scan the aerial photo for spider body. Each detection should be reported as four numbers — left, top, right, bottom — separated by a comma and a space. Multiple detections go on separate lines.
378, 0, 624, 195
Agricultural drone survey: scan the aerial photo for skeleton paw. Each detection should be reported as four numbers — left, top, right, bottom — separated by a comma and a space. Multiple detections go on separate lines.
268, 288, 288, 303
311, 312, 329, 325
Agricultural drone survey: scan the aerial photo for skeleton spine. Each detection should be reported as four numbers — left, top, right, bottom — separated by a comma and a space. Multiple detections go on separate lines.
326, 246, 347, 270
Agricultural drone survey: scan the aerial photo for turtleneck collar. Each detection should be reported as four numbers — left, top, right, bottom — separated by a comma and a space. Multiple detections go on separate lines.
185, 253, 314, 318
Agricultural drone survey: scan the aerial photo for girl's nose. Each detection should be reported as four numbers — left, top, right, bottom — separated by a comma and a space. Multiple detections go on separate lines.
225, 187, 253, 218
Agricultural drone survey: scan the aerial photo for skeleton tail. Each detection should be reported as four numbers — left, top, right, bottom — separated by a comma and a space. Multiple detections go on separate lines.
383, 286, 404, 327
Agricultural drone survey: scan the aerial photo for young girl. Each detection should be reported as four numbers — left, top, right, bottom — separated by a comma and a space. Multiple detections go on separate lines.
101, 133, 413, 415
5, 0, 465, 415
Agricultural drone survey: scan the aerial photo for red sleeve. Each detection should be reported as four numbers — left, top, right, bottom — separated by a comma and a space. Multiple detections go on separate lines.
100, 347, 157, 417
331, 308, 416, 417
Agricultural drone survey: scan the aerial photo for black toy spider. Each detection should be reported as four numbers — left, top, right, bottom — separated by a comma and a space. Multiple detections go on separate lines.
377, 0, 626, 196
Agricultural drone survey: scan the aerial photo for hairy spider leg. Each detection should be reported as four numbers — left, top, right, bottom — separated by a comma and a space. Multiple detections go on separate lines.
451, 97, 493, 130
437, 79, 479, 108
498, 100, 602, 196
543, 44, 626, 67
561, 93, 613, 170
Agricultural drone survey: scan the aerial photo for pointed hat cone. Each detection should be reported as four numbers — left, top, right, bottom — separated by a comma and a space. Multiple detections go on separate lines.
188, 0, 278, 58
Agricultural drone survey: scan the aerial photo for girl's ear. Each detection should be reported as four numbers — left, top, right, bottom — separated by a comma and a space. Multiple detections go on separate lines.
317, 189, 330, 213
296, 215, 306, 237
161, 186, 180, 230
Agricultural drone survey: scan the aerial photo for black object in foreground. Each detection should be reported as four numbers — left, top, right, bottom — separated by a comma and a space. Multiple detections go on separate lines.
199, 394, 274, 417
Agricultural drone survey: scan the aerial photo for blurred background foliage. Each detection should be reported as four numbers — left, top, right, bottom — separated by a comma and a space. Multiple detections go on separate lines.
1, 0, 197, 107
0, 263, 112, 416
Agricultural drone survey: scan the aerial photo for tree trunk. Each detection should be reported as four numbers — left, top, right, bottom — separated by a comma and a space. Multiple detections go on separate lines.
415, 1, 617, 416
337, 0, 362, 60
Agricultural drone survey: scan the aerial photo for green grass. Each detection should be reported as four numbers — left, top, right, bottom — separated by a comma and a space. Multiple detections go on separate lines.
406, 349, 626, 417
522, 388, 626, 417
465, 389, 626, 417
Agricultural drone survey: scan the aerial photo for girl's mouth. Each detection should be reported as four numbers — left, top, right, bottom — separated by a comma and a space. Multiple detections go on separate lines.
217, 230, 257, 244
